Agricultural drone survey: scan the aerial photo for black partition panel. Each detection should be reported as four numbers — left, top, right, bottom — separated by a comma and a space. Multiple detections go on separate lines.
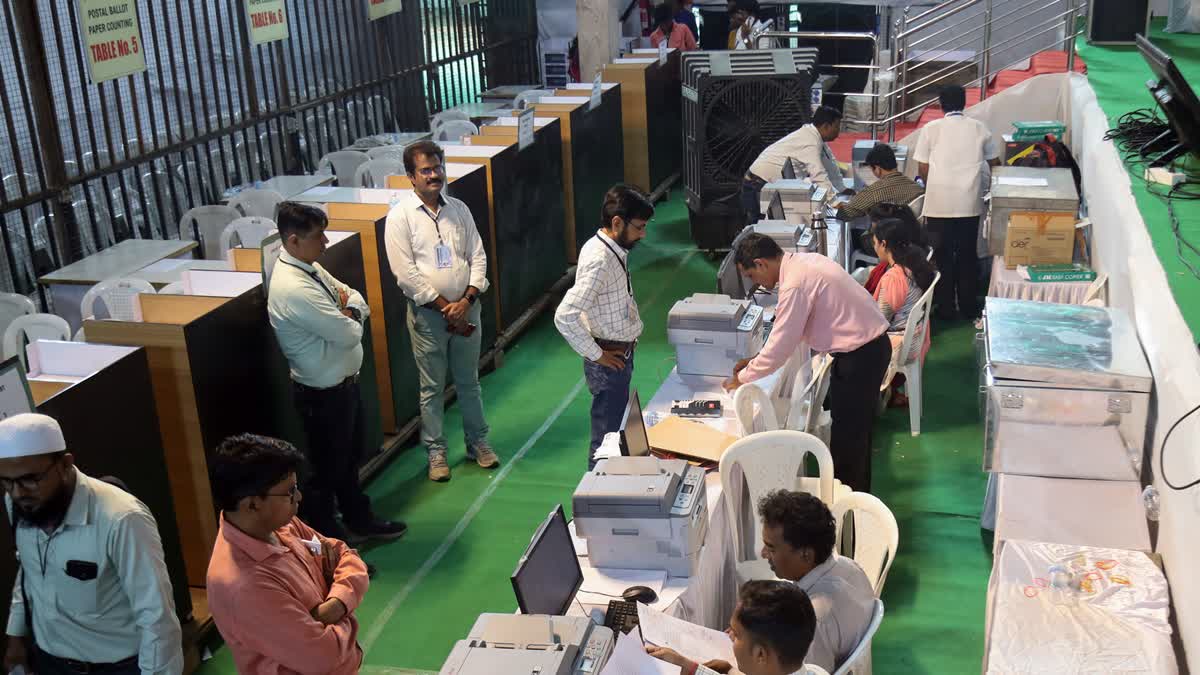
645, 54, 684, 191
569, 91, 626, 259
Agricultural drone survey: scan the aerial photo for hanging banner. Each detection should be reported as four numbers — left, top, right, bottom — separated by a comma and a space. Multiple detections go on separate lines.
368, 0, 403, 20
245, 0, 289, 45
77, 0, 147, 84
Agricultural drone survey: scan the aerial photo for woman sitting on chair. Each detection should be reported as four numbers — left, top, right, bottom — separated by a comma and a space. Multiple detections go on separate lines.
857, 202, 923, 293
871, 217, 936, 408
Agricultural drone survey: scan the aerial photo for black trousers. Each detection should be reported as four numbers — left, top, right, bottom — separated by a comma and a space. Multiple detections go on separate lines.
34, 650, 138, 675
926, 215, 981, 319
829, 333, 892, 493
294, 378, 373, 531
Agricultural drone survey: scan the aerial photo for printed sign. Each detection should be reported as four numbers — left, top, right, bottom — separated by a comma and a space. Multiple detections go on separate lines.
658, 40, 668, 66
77, 0, 147, 84
260, 233, 284, 292
590, 73, 602, 111
0, 356, 34, 421
245, 0, 289, 45
517, 107, 535, 151
368, 0, 402, 20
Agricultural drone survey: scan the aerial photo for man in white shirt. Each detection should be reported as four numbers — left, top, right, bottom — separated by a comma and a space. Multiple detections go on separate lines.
646, 580, 819, 675
384, 141, 498, 483
554, 185, 654, 468
913, 85, 1000, 320
0, 414, 183, 675
744, 106, 848, 223
757, 490, 875, 673
268, 202, 407, 543
727, 0, 776, 50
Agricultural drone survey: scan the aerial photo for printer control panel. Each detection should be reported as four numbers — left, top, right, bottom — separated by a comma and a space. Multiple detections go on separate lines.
672, 468, 704, 513
576, 625, 615, 673
738, 305, 763, 332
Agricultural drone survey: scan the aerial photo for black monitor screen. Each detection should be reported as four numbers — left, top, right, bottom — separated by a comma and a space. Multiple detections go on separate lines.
1137, 34, 1200, 164
766, 190, 786, 221
781, 157, 798, 179
619, 389, 650, 457
511, 505, 583, 615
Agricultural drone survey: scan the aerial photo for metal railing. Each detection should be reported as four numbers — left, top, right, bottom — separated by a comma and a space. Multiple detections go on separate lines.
756, 0, 1086, 141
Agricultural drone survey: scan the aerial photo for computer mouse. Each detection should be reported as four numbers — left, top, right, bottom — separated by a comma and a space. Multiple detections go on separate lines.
622, 585, 658, 604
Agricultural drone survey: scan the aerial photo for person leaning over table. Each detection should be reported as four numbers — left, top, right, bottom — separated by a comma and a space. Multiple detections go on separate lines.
554, 184, 654, 469
0, 413, 183, 675
744, 106, 848, 224
384, 139, 500, 483
725, 233, 890, 493
268, 202, 407, 545
646, 580, 820, 675
206, 434, 369, 675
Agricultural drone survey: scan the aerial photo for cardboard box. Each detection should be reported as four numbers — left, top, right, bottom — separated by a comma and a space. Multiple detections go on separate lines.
1004, 211, 1076, 268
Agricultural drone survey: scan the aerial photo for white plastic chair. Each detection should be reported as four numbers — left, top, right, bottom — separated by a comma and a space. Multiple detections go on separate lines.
514, 89, 555, 109
832, 492, 899, 596
719, 430, 837, 584
159, 281, 186, 295
317, 150, 370, 187
880, 272, 940, 436
0, 293, 36, 344
228, 188, 285, 219
367, 145, 407, 161
431, 110, 471, 132
791, 353, 834, 441
80, 278, 156, 323
831, 599, 884, 675
353, 158, 404, 189
433, 120, 479, 142
733, 384, 781, 435
219, 216, 277, 255
179, 205, 242, 261
908, 193, 925, 221
3, 314, 70, 369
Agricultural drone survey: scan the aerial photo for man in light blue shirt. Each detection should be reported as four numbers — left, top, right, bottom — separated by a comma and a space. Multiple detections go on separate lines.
0, 413, 183, 675
268, 202, 406, 545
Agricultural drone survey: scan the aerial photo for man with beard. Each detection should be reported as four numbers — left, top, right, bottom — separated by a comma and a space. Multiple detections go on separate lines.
755, 490, 873, 673
0, 413, 183, 675
554, 184, 654, 468
385, 140, 499, 483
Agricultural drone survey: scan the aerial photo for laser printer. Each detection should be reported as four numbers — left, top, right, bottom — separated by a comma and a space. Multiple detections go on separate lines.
439, 614, 614, 675
717, 222, 816, 300
667, 293, 765, 377
759, 179, 829, 221
572, 457, 708, 577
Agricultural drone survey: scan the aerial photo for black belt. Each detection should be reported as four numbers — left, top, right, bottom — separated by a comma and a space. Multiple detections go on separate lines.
42, 652, 138, 674
595, 338, 636, 350
293, 372, 360, 393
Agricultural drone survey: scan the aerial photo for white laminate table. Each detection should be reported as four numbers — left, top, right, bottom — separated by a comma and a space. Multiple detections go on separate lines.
38, 239, 198, 332
222, 174, 334, 202
127, 258, 233, 287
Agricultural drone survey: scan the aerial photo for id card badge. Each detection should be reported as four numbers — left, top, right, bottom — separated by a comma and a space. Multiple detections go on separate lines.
435, 242, 453, 269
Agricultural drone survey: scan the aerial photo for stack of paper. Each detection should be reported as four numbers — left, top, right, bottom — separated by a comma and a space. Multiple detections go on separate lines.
637, 604, 736, 665
601, 632, 679, 675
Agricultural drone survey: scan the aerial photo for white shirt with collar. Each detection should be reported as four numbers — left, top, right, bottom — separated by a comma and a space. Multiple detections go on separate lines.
554, 230, 643, 362
383, 190, 490, 306
793, 554, 875, 673
268, 249, 370, 389
912, 111, 999, 218
749, 124, 846, 193
7, 469, 184, 673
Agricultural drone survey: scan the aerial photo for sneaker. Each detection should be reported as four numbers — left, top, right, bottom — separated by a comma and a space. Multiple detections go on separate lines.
347, 517, 408, 541
366, 563, 378, 579
428, 450, 451, 482
467, 442, 501, 469
311, 519, 367, 547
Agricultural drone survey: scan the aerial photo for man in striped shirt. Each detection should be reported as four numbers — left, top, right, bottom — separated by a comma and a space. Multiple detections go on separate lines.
554, 185, 654, 468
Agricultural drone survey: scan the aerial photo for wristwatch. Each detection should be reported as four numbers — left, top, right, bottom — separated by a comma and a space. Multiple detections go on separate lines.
465, 293, 477, 305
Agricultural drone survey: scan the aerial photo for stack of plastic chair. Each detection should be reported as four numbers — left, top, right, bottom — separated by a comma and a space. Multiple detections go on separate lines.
179, 205, 241, 261
219, 216, 277, 255
80, 278, 156, 323
317, 151, 370, 187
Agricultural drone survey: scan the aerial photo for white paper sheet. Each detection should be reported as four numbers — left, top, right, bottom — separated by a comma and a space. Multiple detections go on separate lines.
638, 604, 736, 665
578, 569, 667, 605
601, 631, 678, 675
996, 176, 1049, 187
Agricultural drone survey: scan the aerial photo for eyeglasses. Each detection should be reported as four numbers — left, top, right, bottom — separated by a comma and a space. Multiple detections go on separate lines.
263, 483, 301, 504
0, 458, 61, 493
415, 165, 444, 177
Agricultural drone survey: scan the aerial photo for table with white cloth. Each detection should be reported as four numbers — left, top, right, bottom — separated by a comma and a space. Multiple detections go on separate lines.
987, 257, 1092, 304
983, 540, 1177, 674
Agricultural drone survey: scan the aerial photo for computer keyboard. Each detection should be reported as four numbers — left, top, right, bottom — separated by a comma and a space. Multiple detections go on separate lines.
603, 600, 640, 634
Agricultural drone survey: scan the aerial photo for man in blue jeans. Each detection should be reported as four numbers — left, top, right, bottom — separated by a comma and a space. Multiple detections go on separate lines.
554, 185, 654, 467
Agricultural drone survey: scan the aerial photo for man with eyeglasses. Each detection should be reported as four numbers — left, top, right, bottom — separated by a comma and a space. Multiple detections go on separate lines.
0, 413, 183, 675
384, 140, 499, 482
206, 433, 370, 674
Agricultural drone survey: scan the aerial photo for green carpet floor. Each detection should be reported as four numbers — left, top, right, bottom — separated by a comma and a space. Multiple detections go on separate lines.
1076, 19, 1200, 340
196, 197, 991, 673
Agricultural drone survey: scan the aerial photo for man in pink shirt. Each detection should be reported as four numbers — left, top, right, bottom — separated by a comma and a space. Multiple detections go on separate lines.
650, 4, 699, 52
725, 234, 891, 492
207, 434, 370, 674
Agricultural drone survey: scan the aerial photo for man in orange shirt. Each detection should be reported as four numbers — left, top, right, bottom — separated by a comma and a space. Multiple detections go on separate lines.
206, 434, 370, 674
650, 4, 698, 52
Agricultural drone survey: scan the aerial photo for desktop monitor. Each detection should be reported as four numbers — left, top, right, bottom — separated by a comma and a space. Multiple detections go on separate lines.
619, 389, 650, 457
766, 190, 786, 221
511, 504, 583, 615
1136, 34, 1200, 166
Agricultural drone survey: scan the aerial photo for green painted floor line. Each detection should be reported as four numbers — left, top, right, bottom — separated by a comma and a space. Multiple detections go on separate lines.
196, 198, 992, 674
